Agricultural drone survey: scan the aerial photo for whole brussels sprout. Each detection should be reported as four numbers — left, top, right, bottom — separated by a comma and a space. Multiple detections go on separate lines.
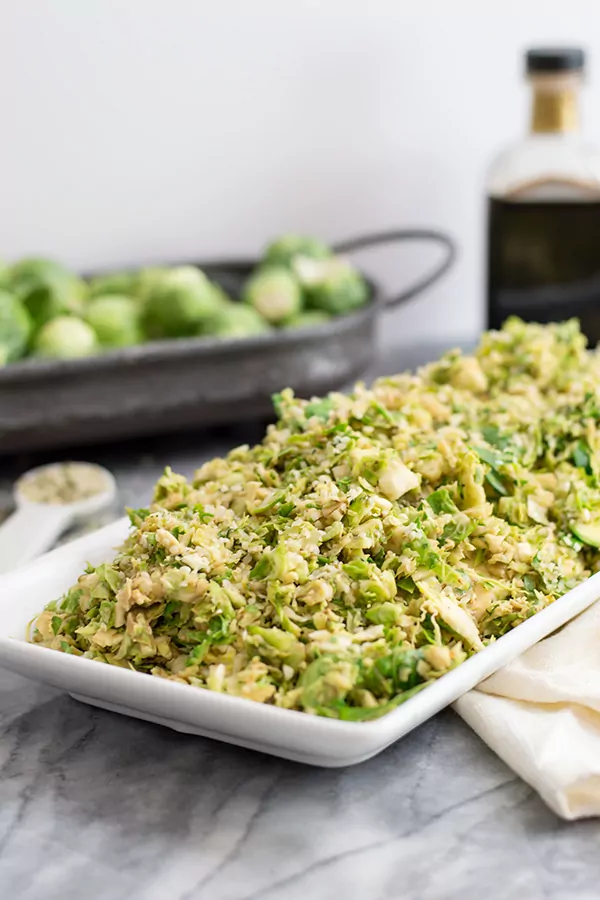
0, 290, 33, 362
208, 279, 233, 307
242, 267, 301, 324
33, 316, 98, 359
205, 302, 270, 338
263, 234, 331, 269
88, 271, 139, 299
293, 256, 369, 315
285, 310, 332, 330
142, 266, 223, 338
86, 294, 142, 347
0, 260, 10, 289
8, 258, 86, 327
135, 266, 171, 303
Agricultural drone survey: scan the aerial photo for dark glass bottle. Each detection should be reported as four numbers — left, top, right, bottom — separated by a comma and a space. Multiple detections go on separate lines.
487, 47, 600, 343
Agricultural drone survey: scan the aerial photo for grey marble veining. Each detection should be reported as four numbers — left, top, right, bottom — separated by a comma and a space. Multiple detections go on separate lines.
2, 342, 600, 900
2, 670, 600, 900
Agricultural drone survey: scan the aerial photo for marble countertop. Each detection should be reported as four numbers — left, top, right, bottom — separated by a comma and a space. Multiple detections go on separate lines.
2, 345, 600, 899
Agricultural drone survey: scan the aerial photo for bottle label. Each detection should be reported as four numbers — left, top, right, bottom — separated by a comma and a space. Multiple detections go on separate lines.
532, 88, 578, 133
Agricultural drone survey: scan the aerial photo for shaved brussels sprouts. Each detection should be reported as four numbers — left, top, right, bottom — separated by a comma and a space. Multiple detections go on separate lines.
8, 258, 86, 327
243, 267, 301, 324
0, 290, 32, 361
263, 234, 331, 269
142, 266, 223, 337
86, 295, 142, 347
34, 319, 600, 720
33, 316, 98, 359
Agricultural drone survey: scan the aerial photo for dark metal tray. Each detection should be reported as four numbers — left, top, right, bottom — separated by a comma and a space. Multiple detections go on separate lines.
0, 229, 455, 454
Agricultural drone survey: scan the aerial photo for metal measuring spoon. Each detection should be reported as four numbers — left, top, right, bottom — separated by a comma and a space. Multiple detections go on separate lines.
0, 462, 116, 575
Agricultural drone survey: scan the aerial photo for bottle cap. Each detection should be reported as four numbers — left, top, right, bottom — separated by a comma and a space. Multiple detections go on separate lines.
526, 47, 585, 74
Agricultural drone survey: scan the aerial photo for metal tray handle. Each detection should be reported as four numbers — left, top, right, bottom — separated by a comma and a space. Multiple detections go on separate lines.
333, 228, 456, 309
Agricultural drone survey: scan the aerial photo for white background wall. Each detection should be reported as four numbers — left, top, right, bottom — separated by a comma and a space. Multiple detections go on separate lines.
1, 1, 599, 347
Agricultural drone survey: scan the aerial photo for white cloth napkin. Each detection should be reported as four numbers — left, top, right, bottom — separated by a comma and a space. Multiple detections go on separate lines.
454, 601, 600, 820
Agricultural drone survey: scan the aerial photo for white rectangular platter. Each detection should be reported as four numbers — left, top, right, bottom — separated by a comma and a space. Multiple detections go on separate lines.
0, 517, 598, 767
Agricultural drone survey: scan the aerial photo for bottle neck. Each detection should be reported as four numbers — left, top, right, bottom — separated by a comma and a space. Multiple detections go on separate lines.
529, 73, 582, 135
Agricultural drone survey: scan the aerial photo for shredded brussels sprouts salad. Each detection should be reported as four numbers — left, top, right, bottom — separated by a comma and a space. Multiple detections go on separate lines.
31, 319, 600, 720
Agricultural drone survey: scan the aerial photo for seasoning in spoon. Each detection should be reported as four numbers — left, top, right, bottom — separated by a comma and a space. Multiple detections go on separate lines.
17, 462, 110, 505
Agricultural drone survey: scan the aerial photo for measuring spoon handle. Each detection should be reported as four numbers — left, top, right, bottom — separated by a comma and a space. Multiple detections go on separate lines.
0, 505, 74, 575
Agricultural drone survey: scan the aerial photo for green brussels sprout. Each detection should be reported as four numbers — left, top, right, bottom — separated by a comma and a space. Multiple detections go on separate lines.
242, 267, 301, 324
86, 294, 142, 347
142, 266, 223, 338
293, 256, 369, 315
88, 271, 139, 299
0, 290, 32, 362
135, 266, 171, 302
263, 234, 331, 269
7, 258, 86, 327
0, 260, 10, 289
285, 310, 332, 330
205, 302, 271, 339
33, 316, 98, 359
208, 280, 234, 307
